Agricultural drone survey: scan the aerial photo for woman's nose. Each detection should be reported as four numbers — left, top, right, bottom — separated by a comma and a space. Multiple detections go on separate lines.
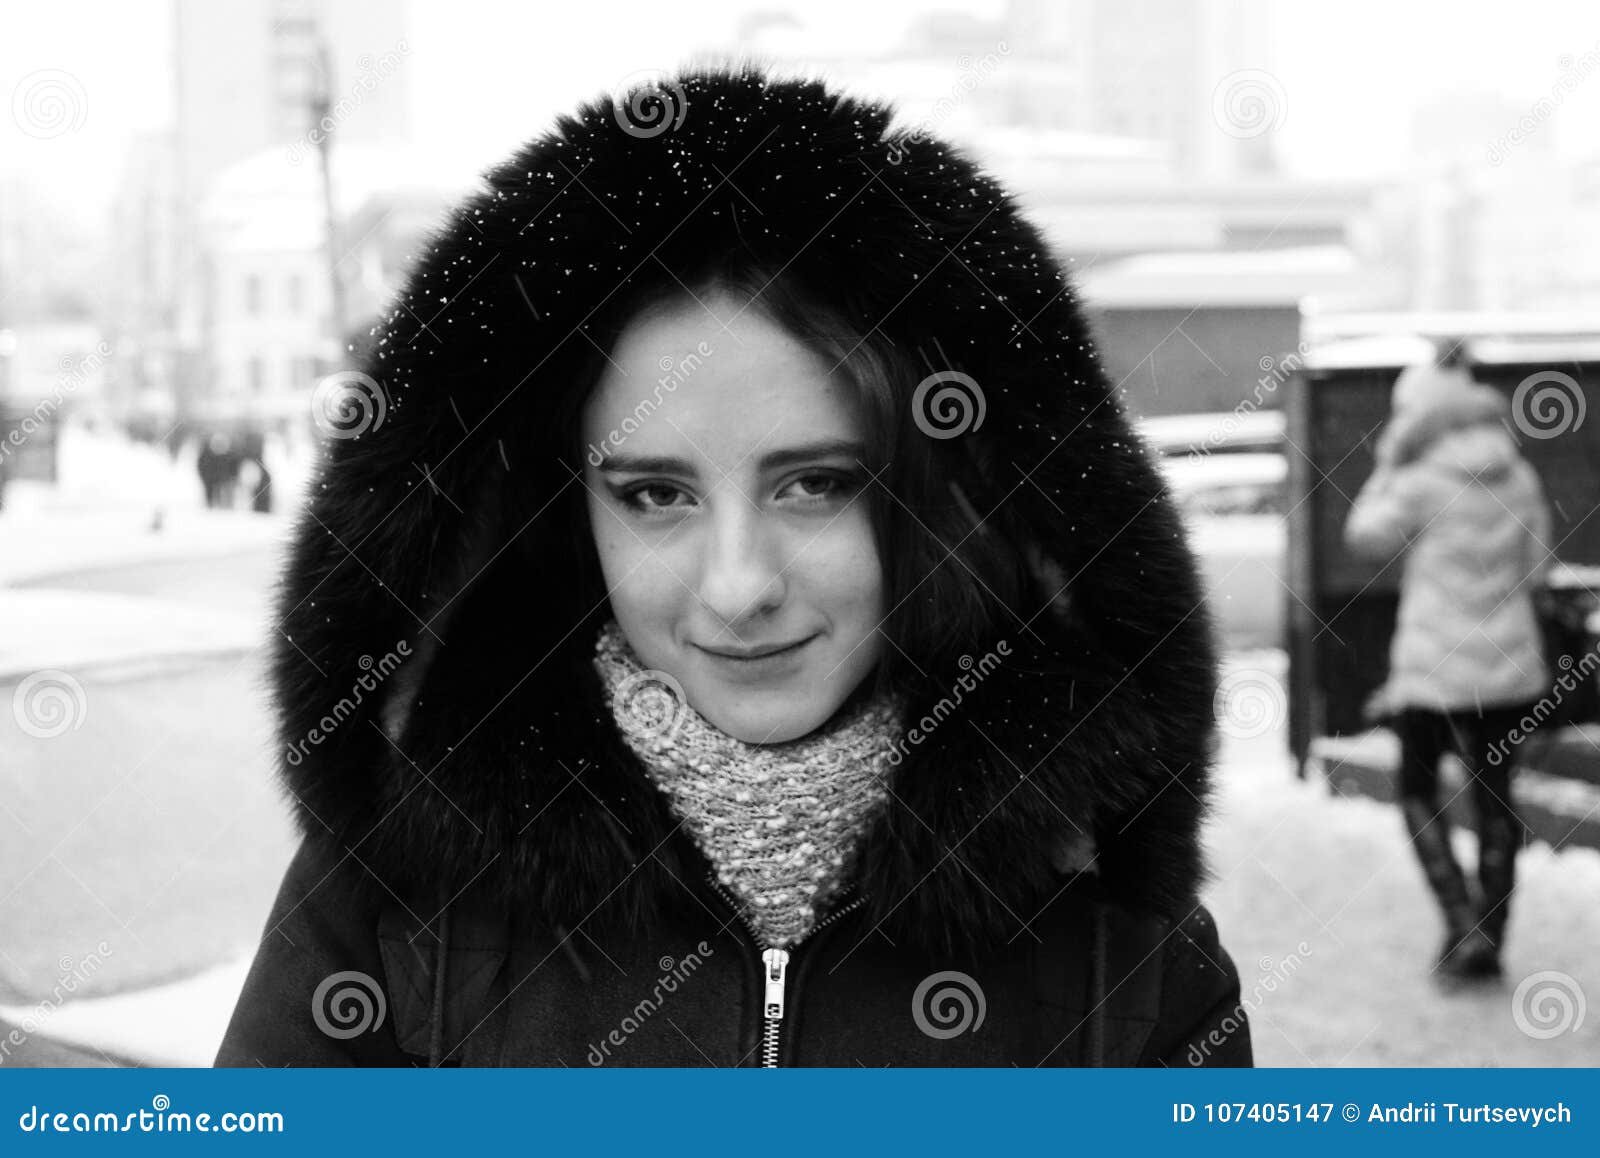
695, 499, 787, 628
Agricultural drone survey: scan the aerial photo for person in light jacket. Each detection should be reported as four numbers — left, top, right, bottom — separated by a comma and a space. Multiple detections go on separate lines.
215, 64, 1250, 1067
1345, 348, 1552, 981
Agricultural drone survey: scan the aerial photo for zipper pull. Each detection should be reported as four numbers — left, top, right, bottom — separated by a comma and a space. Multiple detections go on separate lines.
762, 948, 790, 1020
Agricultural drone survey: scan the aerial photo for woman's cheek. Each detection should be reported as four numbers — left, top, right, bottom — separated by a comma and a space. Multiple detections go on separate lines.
817, 517, 886, 617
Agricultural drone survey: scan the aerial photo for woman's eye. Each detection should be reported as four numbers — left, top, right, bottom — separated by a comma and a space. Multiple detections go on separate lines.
785, 473, 859, 503
619, 483, 688, 513
616, 472, 859, 517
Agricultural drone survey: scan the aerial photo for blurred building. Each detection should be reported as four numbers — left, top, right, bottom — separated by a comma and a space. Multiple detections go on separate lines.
730, 0, 1393, 418
1079, 245, 1405, 416
1006, 0, 1280, 180
194, 152, 330, 417
109, 0, 415, 427
1382, 161, 1600, 314
105, 132, 185, 422
173, 0, 410, 199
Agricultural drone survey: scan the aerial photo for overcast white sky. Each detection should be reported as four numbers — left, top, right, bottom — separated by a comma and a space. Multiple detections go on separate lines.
3, 0, 1599, 228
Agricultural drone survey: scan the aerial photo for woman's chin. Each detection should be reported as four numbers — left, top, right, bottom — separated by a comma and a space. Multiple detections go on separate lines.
700, 703, 819, 745
694, 690, 832, 745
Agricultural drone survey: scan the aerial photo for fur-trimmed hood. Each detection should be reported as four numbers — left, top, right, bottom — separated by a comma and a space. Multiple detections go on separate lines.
271, 63, 1220, 954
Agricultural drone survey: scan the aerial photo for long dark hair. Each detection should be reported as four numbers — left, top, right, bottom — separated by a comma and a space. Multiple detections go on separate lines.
542, 254, 1029, 711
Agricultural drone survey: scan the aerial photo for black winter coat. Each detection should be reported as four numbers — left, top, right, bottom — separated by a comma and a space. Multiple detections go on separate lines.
217, 64, 1250, 1068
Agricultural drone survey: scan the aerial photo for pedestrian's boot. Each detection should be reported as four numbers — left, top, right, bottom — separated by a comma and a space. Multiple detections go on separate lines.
1399, 798, 1496, 979
1470, 811, 1522, 978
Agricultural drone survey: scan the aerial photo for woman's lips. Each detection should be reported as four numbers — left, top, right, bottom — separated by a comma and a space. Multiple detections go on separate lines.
696, 634, 817, 674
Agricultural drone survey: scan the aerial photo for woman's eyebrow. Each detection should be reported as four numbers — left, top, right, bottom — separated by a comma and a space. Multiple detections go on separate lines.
596, 438, 867, 474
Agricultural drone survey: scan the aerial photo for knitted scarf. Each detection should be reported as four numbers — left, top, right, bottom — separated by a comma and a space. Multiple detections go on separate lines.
591, 618, 907, 947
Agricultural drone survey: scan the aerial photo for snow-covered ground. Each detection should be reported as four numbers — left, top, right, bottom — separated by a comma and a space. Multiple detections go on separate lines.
1, 423, 304, 676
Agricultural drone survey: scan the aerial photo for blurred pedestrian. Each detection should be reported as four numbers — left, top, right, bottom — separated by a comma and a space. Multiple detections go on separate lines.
197, 430, 243, 509
1344, 344, 1553, 981
196, 431, 225, 508
240, 425, 273, 513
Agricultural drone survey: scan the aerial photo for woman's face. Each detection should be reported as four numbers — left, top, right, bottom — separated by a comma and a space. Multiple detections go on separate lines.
581, 291, 886, 744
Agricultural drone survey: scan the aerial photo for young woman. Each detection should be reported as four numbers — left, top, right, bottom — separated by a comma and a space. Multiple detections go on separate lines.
216, 64, 1250, 1067
1345, 349, 1552, 981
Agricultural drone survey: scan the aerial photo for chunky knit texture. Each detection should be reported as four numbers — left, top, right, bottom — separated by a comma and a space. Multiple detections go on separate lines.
591, 618, 907, 947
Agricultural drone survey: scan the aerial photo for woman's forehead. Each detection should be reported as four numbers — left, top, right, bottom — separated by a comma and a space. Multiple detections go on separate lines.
583, 299, 867, 471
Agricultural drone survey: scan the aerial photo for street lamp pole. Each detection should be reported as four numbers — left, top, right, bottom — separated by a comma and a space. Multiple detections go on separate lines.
311, 38, 348, 370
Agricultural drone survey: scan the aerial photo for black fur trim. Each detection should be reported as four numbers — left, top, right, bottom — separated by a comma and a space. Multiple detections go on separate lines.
270, 63, 1220, 953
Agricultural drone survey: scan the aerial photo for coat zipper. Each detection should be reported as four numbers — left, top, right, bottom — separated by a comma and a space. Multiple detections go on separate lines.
706, 873, 868, 1068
